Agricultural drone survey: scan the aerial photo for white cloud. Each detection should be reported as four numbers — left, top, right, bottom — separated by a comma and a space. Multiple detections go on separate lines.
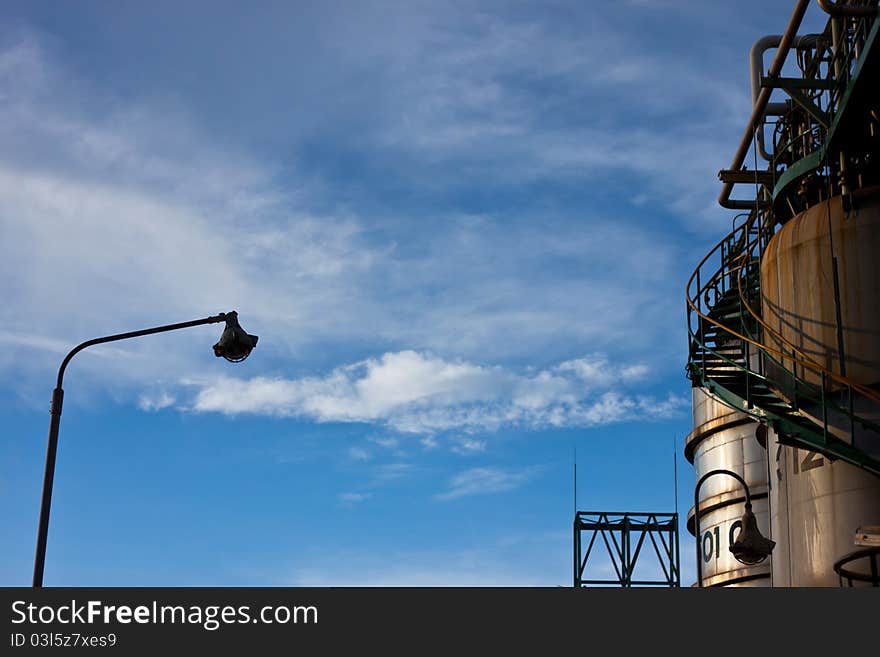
555, 355, 648, 389
0, 35, 690, 405
435, 467, 539, 501
138, 391, 175, 412
451, 438, 487, 455
190, 350, 684, 434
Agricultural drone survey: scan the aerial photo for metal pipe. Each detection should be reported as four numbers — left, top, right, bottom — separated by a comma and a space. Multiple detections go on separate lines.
720, 0, 811, 209
751, 35, 789, 162
817, 0, 879, 17
829, 15, 853, 197
832, 256, 847, 376
32, 312, 229, 587
750, 34, 824, 161
751, 36, 791, 119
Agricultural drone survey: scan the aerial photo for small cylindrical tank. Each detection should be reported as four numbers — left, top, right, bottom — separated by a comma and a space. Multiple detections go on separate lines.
686, 388, 771, 587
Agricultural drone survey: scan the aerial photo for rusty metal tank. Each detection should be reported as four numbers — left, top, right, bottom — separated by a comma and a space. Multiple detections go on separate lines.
686, 388, 771, 587
760, 190, 880, 388
761, 190, 880, 585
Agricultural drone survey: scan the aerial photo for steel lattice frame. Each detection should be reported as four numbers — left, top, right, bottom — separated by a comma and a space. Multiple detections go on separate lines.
574, 512, 680, 587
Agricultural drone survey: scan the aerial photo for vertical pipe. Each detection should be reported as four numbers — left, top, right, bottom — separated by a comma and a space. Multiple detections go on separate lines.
832, 256, 847, 377
831, 15, 850, 197
849, 385, 856, 450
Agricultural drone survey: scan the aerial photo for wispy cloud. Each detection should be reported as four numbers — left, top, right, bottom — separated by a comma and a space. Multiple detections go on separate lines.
435, 467, 540, 501
352, 5, 751, 224
368, 437, 400, 450
374, 463, 414, 480
451, 438, 487, 455
190, 350, 685, 434
0, 34, 691, 406
0, 36, 388, 394
137, 391, 175, 412
347, 447, 372, 462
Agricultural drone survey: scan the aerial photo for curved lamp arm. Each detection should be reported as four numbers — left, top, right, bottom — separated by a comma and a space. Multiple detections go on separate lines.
693, 469, 752, 588
33, 312, 231, 587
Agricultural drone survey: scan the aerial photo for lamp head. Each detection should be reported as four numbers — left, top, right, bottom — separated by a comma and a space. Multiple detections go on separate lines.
730, 502, 775, 565
213, 311, 258, 363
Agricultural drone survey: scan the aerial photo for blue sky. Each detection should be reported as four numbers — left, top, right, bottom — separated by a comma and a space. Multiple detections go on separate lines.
0, 1, 832, 586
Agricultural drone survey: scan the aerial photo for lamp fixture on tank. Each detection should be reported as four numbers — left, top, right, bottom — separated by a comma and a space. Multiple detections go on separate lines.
730, 502, 776, 565
694, 468, 774, 586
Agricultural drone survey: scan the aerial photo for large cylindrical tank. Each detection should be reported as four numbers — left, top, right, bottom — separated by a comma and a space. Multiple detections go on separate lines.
686, 388, 771, 587
761, 191, 880, 388
761, 190, 880, 585
769, 437, 880, 586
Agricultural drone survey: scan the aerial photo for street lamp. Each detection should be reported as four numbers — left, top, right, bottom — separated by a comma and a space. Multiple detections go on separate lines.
32, 311, 258, 587
693, 468, 775, 587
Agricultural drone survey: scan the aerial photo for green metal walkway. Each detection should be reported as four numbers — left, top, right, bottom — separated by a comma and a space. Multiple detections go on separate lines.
687, 3, 880, 477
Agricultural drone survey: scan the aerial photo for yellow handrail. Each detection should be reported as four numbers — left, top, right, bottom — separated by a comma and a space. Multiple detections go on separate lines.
736, 223, 880, 402
686, 218, 880, 405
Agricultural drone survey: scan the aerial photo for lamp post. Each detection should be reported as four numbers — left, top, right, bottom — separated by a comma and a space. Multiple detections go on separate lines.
693, 468, 775, 588
32, 311, 258, 587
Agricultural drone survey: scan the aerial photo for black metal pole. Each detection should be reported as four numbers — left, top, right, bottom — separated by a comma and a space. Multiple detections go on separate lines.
32, 387, 64, 588
32, 313, 228, 587
693, 469, 752, 588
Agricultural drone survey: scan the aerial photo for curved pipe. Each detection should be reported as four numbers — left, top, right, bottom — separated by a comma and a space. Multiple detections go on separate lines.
750, 34, 823, 161
817, 0, 879, 17
720, 0, 811, 209
750, 36, 790, 120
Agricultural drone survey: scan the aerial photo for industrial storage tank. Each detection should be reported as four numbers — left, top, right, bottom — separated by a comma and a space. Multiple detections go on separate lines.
760, 193, 880, 387
685, 389, 771, 587
761, 191, 880, 586
684, 0, 880, 587
768, 433, 880, 586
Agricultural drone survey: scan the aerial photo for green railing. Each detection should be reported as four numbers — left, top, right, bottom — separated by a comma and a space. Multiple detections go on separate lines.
686, 212, 880, 476
769, 7, 880, 205
687, 2, 880, 476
